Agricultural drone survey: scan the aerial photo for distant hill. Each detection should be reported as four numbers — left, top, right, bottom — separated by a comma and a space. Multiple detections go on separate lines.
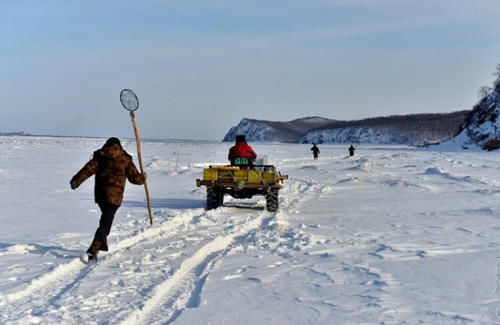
223, 116, 336, 143
301, 111, 469, 145
223, 111, 470, 146
0, 131, 31, 136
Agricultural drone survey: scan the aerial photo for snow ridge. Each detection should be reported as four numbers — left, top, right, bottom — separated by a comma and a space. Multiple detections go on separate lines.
0, 259, 85, 306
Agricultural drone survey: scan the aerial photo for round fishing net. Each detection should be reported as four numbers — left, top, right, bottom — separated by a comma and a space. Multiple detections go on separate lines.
120, 89, 139, 112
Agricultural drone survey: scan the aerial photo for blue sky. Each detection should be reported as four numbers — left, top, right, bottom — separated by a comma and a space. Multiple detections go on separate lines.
1, 1, 499, 140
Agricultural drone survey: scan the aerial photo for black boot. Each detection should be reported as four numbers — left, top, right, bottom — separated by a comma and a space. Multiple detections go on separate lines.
86, 239, 101, 262
100, 239, 109, 252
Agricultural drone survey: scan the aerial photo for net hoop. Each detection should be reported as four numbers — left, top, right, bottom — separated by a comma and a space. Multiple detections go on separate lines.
120, 89, 139, 112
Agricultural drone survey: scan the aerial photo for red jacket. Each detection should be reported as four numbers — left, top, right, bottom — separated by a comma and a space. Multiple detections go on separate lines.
228, 142, 257, 161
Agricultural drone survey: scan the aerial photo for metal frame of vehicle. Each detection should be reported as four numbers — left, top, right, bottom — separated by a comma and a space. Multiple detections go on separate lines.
196, 165, 288, 212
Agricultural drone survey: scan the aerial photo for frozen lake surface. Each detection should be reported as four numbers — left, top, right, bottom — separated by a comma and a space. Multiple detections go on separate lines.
1, 136, 500, 324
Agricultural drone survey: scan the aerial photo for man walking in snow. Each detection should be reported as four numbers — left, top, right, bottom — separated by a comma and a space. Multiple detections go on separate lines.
311, 143, 320, 160
228, 135, 257, 167
70, 137, 145, 261
349, 145, 356, 157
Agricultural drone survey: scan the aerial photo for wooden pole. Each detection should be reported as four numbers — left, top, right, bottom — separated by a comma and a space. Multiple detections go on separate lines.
130, 112, 153, 225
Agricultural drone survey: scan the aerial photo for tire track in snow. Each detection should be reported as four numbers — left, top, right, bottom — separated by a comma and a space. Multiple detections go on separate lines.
121, 177, 325, 325
2, 176, 325, 323
70, 175, 323, 324
0, 208, 205, 316
0, 257, 86, 309
120, 214, 266, 325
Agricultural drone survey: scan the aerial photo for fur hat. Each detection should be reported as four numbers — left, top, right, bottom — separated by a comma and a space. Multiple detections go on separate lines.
103, 137, 122, 148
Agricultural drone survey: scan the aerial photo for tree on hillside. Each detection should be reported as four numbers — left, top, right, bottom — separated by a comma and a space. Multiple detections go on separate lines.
478, 86, 492, 99
494, 63, 500, 90
478, 63, 500, 99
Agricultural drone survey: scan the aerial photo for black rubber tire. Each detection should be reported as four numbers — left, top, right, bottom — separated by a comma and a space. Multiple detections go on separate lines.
266, 189, 279, 212
217, 189, 224, 206
207, 187, 223, 210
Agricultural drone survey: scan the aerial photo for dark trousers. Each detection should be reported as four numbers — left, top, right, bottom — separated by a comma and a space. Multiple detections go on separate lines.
89, 203, 119, 252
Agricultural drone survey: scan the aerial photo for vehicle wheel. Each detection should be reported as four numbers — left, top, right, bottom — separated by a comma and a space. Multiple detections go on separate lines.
207, 187, 223, 210
266, 189, 279, 212
217, 189, 224, 206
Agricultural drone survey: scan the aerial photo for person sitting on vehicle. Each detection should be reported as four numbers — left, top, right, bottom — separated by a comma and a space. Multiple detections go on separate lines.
228, 135, 257, 167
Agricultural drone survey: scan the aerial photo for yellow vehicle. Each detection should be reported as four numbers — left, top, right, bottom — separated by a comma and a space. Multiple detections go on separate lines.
196, 165, 288, 212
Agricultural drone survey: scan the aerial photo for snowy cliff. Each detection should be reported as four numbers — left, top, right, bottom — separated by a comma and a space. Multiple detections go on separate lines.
300, 127, 422, 145
223, 119, 273, 142
301, 111, 468, 146
439, 83, 500, 149
223, 117, 335, 142
224, 112, 468, 145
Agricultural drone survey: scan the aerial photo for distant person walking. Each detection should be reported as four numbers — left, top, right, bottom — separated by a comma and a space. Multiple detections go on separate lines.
70, 137, 146, 261
311, 143, 320, 160
348, 145, 356, 157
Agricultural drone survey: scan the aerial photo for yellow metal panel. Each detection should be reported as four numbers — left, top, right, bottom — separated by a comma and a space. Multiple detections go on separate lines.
234, 170, 247, 181
203, 168, 218, 181
218, 170, 234, 182
247, 171, 262, 183
263, 172, 277, 184
212, 166, 240, 170
204, 167, 278, 184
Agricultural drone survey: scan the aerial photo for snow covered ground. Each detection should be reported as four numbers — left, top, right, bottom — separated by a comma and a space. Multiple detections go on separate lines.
1, 136, 500, 324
